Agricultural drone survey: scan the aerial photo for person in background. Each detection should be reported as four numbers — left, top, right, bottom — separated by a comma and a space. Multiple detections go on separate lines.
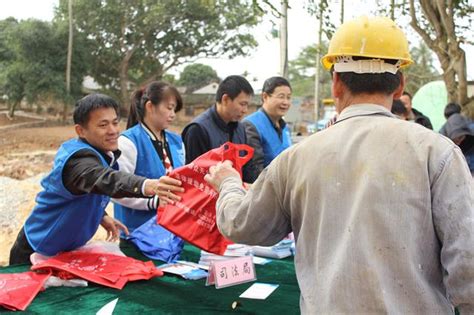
399, 91, 433, 129
9, 94, 176, 265
181, 75, 258, 183
113, 81, 185, 241
243, 76, 292, 178
439, 102, 462, 136
204, 16, 473, 313
390, 99, 408, 120
443, 112, 474, 176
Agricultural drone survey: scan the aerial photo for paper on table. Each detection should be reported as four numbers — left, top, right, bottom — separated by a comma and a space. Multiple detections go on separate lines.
96, 298, 118, 315
239, 283, 279, 300
252, 256, 272, 265
160, 263, 208, 280
176, 260, 209, 270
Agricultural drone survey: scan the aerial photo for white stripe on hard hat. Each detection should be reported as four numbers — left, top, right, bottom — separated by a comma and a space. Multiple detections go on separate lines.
334, 56, 401, 74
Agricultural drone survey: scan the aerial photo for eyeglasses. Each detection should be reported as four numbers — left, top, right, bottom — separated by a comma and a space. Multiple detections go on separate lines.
271, 94, 292, 101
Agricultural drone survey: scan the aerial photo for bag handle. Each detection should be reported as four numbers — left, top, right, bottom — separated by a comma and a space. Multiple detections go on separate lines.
221, 142, 254, 171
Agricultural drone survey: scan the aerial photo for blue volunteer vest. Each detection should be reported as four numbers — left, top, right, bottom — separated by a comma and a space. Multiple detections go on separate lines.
245, 109, 292, 167
114, 124, 185, 234
24, 139, 110, 256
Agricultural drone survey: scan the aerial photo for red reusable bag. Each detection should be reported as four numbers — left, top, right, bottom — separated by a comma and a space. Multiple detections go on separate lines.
0, 271, 51, 311
31, 251, 162, 290
158, 142, 253, 255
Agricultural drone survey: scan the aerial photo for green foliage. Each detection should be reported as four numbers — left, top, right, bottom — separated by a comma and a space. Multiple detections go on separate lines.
403, 43, 441, 94
0, 17, 90, 116
162, 74, 176, 85
178, 63, 219, 92
55, 0, 262, 105
288, 43, 332, 98
304, 0, 336, 39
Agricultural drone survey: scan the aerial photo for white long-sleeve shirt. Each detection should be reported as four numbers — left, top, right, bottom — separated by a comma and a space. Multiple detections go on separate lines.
216, 104, 474, 314
112, 131, 158, 211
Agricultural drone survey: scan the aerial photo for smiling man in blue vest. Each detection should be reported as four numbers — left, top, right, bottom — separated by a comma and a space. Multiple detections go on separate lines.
243, 76, 293, 178
9, 93, 182, 265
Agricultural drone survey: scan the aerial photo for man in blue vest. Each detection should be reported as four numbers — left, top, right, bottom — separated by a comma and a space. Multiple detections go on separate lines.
182, 75, 258, 183
9, 93, 182, 265
243, 76, 293, 177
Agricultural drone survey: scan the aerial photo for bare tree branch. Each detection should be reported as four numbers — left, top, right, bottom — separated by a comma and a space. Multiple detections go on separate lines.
436, 0, 457, 49
409, 0, 436, 49
420, 1, 443, 37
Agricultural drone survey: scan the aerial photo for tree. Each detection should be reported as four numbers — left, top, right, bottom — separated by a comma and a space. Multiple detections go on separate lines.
407, 0, 473, 116
178, 64, 219, 92
288, 43, 332, 99
162, 74, 176, 85
0, 18, 90, 118
0, 18, 20, 117
55, 0, 262, 111
403, 43, 441, 95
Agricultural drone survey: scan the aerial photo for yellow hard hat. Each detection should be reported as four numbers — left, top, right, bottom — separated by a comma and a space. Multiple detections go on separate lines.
321, 16, 413, 73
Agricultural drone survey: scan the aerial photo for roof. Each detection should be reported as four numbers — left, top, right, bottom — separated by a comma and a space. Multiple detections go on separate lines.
192, 82, 219, 95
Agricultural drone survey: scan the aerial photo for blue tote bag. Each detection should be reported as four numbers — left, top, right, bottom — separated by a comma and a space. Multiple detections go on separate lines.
128, 215, 184, 263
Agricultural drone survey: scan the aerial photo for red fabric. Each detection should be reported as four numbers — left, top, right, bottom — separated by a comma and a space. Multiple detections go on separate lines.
162, 146, 173, 174
158, 142, 253, 255
0, 271, 51, 311
31, 251, 163, 290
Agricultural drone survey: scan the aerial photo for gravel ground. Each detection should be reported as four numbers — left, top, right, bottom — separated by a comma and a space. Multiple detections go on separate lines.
0, 174, 44, 231
0, 174, 44, 265
0, 173, 112, 266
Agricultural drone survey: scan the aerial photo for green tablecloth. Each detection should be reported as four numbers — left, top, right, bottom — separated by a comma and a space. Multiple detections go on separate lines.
0, 243, 300, 314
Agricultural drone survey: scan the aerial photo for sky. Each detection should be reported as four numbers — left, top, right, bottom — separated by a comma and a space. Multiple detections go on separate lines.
1, 0, 473, 90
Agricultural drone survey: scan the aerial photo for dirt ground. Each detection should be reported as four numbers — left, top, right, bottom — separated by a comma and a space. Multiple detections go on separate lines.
0, 113, 184, 266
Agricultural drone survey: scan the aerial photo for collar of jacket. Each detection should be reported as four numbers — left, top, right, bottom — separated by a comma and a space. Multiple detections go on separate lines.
78, 137, 121, 166
260, 107, 287, 131
210, 104, 239, 133
336, 104, 396, 125
140, 122, 166, 144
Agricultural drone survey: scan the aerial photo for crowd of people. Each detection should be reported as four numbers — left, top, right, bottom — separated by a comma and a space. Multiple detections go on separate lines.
7, 15, 473, 314
391, 96, 474, 176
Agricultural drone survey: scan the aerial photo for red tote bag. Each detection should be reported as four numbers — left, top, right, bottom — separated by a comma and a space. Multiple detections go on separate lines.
31, 251, 163, 290
0, 271, 51, 311
158, 142, 253, 255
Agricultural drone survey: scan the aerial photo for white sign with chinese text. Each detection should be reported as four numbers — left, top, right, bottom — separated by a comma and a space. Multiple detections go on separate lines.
206, 256, 256, 289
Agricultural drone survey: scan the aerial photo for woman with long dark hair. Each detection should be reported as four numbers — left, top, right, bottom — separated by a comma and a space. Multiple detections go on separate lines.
113, 81, 184, 246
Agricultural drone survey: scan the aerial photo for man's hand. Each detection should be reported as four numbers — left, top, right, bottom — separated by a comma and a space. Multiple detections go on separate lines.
204, 160, 240, 191
100, 215, 129, 242
144, 176, 184, 205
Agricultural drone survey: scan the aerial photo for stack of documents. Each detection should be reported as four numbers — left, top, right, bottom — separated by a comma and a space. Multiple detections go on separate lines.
198, 250, 231, 267
251, 240, 294, 259
199, 240, 295, 266
199, 245, 272, 266
159, 261, 208, 280
223, 244, 253, 256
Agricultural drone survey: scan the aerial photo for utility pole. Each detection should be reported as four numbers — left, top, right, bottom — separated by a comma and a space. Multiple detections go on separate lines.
64, 0, 73, 121
390, 0, 395, 20
341, 0, 344, 24
313, 5, 323, 122
280, 0, 288, 78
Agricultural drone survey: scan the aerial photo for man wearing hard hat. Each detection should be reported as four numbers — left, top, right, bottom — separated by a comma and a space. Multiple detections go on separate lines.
203, 16, 473, 313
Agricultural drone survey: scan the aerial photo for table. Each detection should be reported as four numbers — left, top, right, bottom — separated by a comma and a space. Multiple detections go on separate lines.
0, 243, 300, 314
